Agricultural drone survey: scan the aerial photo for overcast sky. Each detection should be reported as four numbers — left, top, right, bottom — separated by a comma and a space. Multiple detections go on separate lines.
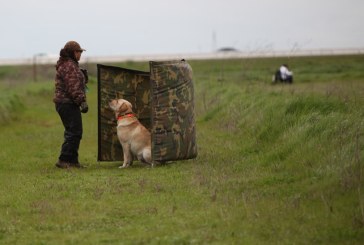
1, 0, 363, 59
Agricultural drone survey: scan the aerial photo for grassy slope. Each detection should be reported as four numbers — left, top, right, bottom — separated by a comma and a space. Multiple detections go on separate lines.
0, 55, 363, 244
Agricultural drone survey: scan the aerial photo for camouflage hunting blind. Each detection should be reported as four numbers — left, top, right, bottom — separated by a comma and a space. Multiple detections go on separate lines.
97, 60, 197, 163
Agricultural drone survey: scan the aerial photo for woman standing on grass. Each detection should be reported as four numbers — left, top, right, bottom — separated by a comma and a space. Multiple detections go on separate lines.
53, 40, 89, 169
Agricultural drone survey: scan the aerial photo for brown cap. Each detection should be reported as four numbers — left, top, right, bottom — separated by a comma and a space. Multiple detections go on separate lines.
64, 41, 86, 52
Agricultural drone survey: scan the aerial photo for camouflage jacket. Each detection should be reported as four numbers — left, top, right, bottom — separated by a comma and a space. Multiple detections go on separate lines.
53, 57, 87, 105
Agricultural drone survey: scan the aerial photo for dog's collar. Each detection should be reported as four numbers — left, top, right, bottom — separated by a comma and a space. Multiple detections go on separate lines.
117, 113, 135, 121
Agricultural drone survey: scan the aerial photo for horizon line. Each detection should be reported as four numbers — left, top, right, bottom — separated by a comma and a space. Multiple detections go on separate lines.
1, 47, 363, 66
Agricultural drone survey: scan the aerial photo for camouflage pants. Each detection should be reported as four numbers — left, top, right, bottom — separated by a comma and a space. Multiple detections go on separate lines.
55, 103, 83, 163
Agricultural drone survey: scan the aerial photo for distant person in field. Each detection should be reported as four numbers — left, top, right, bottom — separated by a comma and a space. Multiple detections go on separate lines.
273, 64, 293, 83
53, 41, 89, 169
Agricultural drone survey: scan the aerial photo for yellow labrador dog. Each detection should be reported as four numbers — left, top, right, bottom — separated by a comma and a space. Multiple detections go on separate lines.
109, 99, 152, 168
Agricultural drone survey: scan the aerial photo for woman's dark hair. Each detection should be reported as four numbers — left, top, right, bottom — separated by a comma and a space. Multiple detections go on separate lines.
59, 48, 77, 61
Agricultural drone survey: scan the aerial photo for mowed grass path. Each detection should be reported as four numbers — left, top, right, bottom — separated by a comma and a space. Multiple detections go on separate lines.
0, 55, 364, 244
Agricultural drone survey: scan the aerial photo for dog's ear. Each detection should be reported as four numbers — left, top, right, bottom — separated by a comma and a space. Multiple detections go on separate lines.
126, 101, 132, 109
117, 99, 133, 114
119, 101, 129, 113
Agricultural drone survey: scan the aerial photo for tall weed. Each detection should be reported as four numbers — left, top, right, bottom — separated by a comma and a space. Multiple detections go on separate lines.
0, 93, 23, 124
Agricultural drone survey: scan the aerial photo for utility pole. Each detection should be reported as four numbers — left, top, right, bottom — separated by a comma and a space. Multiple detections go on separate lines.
33, 53, 46, 82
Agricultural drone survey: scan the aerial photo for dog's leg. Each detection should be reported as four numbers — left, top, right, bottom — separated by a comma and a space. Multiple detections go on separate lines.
120, 144, 133, 168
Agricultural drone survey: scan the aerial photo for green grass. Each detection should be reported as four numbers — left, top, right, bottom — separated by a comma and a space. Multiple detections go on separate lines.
0, 55, 364, 244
